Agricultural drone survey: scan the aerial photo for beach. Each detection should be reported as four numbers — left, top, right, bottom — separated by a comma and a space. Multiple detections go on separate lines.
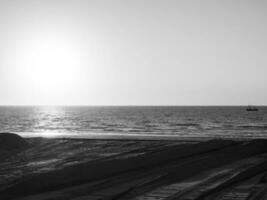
1, 133, 267, 200
1, 0, 267, 198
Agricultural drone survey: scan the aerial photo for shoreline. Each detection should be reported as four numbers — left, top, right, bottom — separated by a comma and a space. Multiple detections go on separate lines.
14, 131, 261, 142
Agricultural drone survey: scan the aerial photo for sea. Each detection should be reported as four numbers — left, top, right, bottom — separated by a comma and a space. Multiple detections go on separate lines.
0, 106, 267, 140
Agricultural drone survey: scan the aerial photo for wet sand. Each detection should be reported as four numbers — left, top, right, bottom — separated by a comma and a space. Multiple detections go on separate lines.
1, 134, 267, 200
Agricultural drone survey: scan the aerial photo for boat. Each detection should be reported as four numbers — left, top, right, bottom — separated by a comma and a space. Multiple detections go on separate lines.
246, 105, 258, 111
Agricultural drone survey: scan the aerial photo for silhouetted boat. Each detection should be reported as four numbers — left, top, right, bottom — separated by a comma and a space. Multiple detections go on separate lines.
246, 105, 258, 111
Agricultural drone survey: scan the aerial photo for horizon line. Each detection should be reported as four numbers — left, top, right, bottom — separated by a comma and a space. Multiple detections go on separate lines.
0, 104, 266, 107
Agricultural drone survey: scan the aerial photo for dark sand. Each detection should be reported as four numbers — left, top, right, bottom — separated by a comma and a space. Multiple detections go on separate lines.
1, 133, 267, 200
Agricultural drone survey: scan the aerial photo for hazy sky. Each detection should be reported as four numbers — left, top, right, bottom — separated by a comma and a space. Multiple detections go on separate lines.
0, 0, 266, 105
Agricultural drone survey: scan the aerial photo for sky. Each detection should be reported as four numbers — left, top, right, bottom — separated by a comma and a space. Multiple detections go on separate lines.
0, 0, 266, 105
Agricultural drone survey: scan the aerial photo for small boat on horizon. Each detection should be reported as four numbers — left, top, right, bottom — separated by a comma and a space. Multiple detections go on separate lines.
246, 105, 258, 111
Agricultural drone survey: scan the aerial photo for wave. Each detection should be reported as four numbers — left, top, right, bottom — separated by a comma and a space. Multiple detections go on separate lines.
237, 125, 267, 130
170, 123, 200, 127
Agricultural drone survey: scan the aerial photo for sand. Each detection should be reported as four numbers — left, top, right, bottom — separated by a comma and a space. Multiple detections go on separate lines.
1, 133, 267, 200
0, 133, 29, 160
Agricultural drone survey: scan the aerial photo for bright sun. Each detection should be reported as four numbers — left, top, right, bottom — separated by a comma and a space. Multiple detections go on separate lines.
16, 34, 83, 102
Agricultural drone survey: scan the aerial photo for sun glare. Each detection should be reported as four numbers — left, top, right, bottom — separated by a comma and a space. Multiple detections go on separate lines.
16, 34, 83, 102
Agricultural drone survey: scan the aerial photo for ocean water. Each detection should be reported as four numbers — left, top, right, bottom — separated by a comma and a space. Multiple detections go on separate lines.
0, 106, 267, 139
